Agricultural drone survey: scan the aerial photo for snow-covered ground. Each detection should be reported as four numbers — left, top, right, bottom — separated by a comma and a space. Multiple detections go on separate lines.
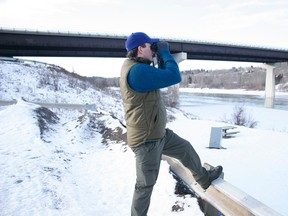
1, 60, 288, 215
0, 100, 205, 216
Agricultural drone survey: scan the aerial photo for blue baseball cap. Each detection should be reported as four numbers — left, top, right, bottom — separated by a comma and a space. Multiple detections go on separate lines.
125, 32, 159, 51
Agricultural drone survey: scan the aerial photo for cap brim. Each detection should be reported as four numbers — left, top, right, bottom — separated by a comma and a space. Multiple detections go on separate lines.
149, 38, 159, 43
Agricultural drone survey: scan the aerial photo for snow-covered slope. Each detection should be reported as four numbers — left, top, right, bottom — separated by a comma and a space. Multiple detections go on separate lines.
0, 59, 124, 120
0, 59, 204, 215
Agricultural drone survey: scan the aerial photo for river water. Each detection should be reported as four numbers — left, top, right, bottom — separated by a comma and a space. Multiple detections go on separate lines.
1, 91, 287, 111
179, 91, 288, 111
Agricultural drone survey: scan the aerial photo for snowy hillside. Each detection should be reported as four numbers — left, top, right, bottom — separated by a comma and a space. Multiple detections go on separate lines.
0, 59, 205, 216
0, 59, 124, 120
1, 59, 288, 215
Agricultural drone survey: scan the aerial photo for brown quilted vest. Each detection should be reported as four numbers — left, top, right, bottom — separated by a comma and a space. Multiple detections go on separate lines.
120, 59, 167, 148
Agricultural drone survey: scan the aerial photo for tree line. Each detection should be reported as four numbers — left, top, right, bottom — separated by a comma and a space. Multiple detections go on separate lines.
180, 65, 288, 91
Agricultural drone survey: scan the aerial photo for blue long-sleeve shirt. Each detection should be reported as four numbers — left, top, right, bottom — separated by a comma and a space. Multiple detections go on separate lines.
127, 49, 181, 92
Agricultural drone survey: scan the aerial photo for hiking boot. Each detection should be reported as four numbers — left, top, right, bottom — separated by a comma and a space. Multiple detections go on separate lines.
209, 165, 223, 183
200, 165, 223, 190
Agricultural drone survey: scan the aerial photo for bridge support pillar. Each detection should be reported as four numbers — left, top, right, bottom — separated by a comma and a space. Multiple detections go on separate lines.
262, 62, 288, 108
263, 63, 276, 108
172, 52, 187, 64
167, 52, 187, 104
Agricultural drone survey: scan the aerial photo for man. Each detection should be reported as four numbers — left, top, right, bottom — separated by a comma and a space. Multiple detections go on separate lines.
120, 32, 223, 216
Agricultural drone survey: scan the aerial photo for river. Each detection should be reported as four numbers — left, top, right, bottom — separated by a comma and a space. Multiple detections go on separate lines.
179, 90, 288, 111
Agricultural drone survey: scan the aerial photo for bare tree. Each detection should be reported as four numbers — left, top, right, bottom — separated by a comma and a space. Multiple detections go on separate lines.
231, 105, 258, 128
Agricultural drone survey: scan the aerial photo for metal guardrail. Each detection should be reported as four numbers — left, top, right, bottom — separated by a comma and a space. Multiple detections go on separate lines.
162, 155, 283, 216
0, 100, 96, 111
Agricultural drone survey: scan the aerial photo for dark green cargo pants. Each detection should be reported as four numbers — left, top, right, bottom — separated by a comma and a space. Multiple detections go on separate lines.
130, 128, 209, 216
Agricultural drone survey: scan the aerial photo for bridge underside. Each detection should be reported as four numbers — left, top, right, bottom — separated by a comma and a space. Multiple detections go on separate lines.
1, 29, 288, 63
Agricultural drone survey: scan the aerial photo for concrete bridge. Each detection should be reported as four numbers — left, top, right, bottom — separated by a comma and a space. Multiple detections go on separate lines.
1, 28, 288, 108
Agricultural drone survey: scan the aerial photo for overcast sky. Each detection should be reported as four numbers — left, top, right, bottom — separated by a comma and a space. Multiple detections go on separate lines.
1, 0, 288, 77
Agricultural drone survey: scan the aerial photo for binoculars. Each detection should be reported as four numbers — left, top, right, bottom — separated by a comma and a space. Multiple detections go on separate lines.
151, 43, 158, 53
151, 42, 163, 65
151, 41, 169, 64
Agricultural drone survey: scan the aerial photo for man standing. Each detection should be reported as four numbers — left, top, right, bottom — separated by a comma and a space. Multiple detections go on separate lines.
120, 32, 222, 216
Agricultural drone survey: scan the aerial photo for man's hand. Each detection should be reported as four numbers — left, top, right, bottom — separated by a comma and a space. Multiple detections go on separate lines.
156, 41, 169, 52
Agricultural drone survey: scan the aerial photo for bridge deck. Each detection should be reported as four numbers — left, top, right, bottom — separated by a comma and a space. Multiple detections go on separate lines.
1, 28, 288, 63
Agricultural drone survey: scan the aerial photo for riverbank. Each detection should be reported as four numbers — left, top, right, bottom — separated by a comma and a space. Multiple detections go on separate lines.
180, 87, 288, 96
178, 88, 288, 133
